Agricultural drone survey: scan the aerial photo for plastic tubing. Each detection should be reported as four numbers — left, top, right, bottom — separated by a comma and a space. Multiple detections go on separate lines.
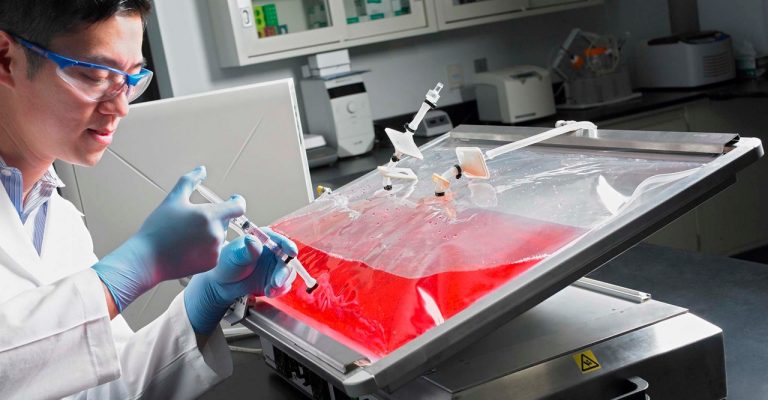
485, 121, 597, 160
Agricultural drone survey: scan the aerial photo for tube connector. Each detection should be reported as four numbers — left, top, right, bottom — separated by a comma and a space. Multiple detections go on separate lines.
426, 82, 444, 105
316, 185, 333, 196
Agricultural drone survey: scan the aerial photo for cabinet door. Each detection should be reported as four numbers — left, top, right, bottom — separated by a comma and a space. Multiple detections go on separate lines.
528, 0, 587, 8
343, 0, 435, 40
435, 0, 526, 30
209, 0, 344, 66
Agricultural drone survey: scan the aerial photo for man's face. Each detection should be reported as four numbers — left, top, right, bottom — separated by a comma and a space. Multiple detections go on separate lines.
11, 14, 145, 167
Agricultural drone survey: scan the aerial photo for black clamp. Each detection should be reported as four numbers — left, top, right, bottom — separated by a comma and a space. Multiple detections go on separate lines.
454, 164, 462, 179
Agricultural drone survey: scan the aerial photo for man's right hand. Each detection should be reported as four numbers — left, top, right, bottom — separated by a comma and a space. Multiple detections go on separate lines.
91, 166, 246, 312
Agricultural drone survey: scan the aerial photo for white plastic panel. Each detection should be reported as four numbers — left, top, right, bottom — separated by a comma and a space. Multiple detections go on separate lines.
59, 79, 313, 257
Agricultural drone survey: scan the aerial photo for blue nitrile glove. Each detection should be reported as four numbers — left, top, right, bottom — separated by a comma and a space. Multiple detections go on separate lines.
92, 166, 246, 312
184, 228, 298, 335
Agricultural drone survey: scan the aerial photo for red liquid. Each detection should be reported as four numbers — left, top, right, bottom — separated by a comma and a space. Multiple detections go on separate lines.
264, 202, 583, 359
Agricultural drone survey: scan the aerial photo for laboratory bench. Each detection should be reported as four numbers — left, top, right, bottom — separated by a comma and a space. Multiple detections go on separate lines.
311, 76, 768, 190
200, 243, 768, 400
310, 78, 768, 187
310, 76, 768, 256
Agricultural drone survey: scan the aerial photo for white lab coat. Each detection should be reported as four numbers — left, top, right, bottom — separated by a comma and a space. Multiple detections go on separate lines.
0, 188, 233, 399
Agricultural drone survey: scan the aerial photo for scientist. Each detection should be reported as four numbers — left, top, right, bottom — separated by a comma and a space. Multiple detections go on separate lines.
0, 1, 297, 398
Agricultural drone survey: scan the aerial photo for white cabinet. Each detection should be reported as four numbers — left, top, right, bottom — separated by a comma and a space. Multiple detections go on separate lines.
209, 0, 345, 66
434, 0, 525, 30
686, 98, 768, 255
435, 0, 601, 31
600, 99, 768, 256
209, 0, 601, 67
210, 0, 435, 66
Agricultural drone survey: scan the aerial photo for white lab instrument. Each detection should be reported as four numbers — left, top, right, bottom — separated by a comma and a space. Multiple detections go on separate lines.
414, 109, 453, 137
474, 66, 556, 123
378, 83, 443, 190
196, 184, 318, 295
301, 72, 375, 157
635, 31, 735, 88
0, 184, 231, 399
308, 50, 351, 78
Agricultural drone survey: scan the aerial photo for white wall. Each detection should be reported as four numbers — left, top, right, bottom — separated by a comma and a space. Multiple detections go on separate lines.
148, 0, 670, 119
698, 0, 768, 56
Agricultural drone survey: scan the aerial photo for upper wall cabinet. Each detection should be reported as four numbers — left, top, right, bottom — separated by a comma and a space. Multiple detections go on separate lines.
209, 0, 345, 66
435, 0, 526, 30
435, 0, 602, 30
209, 0, 600, 67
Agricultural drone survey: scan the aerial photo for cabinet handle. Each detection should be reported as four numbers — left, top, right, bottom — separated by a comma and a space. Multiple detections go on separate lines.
610, 376, 649, 400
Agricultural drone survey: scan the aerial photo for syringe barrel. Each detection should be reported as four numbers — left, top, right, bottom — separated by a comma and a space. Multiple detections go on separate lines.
240, 221, 288, 259
196, 184, 226, 204
408, 102, 432, 132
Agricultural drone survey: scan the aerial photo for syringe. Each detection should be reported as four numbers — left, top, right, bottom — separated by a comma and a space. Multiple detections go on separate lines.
196, 184, 319, 294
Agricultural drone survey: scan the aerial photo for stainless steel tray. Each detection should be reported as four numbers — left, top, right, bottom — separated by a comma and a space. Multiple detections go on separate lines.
240, 125, 762, 396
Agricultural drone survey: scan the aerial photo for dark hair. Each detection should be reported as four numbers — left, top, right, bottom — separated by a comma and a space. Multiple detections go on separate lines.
0, 0, 152, 75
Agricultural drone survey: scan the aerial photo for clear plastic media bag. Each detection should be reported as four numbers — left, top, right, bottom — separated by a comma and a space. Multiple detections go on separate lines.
264, 133, 706, 359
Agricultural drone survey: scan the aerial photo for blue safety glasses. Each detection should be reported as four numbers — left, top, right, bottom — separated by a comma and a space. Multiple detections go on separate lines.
13, 35, 153, 103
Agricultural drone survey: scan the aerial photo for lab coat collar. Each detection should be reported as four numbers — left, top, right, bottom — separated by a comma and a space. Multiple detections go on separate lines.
0, 182, 42, 284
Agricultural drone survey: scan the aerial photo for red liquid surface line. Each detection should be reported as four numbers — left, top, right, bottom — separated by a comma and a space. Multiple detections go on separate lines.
263, 212, 584, 359
262, 244, 546, 359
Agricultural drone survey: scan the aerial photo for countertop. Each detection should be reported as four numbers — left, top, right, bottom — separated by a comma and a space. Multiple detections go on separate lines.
310, 77, 768, 190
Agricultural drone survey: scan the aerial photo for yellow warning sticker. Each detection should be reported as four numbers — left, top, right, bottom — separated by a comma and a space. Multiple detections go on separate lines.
573, 350, 601, 373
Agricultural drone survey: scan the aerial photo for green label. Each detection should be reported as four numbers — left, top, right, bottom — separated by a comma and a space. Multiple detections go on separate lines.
370, 13, 385, 20
263, 3, 279, 26
367, 0, 382, 3
346, 17, 360, 24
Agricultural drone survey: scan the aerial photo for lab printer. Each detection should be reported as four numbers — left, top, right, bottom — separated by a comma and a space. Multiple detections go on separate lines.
474, 66, 556, 124
301, 72, 375, 158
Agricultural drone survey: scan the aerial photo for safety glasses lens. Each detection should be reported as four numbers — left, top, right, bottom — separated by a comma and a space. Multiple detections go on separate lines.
57, 66, 126, 102
126, 71, 153, 103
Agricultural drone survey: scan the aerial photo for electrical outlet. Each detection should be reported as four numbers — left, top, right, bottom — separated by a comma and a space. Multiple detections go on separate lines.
446, 63, 464, 89
474, 57, 488, 73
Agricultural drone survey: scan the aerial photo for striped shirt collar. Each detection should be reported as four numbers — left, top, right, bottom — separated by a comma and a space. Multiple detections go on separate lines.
0, 156, 65, 188
0, 156, 65, 222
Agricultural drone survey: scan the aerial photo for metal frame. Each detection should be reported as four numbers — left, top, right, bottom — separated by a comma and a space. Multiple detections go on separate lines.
241, 125, 762, 396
